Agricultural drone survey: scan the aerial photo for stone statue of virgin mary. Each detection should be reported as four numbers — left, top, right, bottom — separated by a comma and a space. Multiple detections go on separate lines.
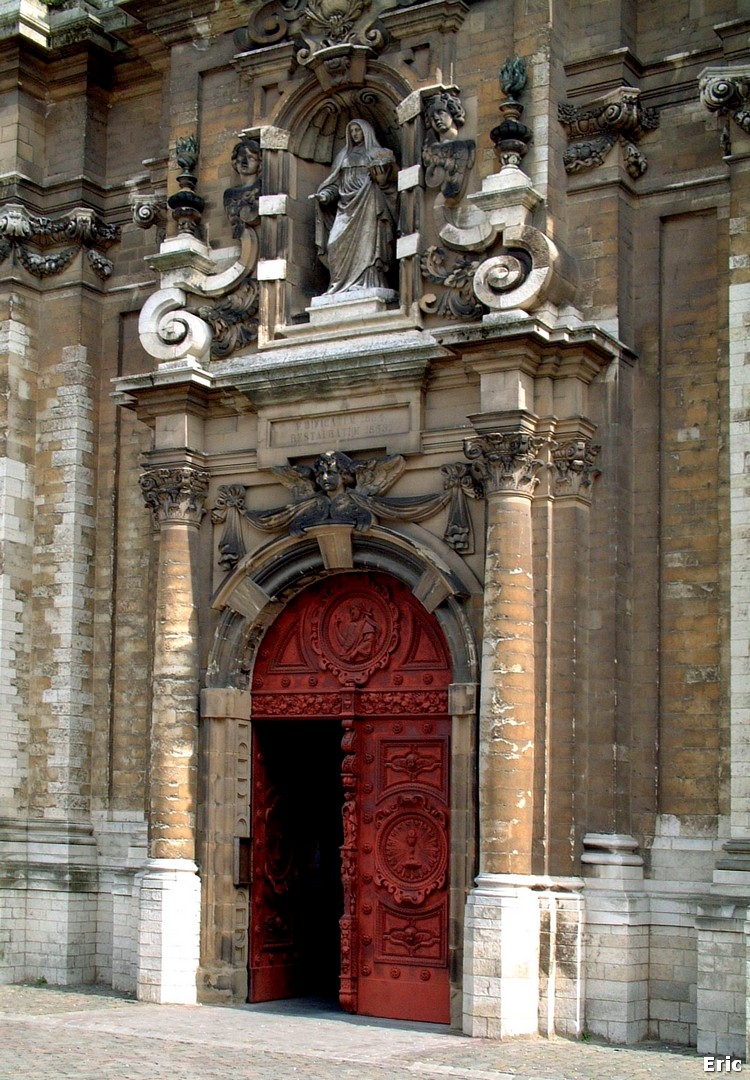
311, 119, 397, 297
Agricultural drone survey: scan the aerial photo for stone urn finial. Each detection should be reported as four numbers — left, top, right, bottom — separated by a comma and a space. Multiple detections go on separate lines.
491, 56, 533, 168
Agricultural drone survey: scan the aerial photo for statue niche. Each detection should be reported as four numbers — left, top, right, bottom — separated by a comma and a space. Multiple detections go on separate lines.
310, 119, 398, 299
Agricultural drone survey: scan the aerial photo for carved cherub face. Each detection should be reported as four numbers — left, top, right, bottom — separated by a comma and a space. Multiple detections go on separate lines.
429, 107, 458, 139
315, 452, 345, 493
232, 141, 261, 180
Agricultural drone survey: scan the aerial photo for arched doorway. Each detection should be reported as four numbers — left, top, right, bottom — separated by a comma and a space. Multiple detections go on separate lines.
249, 570, 453, 1023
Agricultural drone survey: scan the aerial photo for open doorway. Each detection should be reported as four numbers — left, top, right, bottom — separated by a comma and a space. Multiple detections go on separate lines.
249, 720, 344, 1002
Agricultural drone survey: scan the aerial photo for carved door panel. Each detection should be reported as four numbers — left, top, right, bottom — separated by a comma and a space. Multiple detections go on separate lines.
355, 714, 451, 1024
250, 572, 453, 1021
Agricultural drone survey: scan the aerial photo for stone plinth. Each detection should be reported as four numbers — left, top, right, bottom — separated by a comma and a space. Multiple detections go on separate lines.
135, 859, 201, 1004
582, 834, 649, 1043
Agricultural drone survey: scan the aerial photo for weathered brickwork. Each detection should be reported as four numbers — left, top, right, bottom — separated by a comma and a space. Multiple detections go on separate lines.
0, 0, 747, 1055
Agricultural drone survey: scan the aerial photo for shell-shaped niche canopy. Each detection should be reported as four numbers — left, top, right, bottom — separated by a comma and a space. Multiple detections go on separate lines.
288, 86, 402, 164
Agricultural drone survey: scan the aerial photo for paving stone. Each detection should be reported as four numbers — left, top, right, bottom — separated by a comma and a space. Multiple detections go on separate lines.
0, 986, 710, 1080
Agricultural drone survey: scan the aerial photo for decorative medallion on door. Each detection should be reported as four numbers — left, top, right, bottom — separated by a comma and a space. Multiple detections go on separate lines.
250, 572, 452, 1023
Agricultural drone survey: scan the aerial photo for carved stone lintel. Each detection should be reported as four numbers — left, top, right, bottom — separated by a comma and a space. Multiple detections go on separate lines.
558, 87, 658, 178
552, 439, 601, 499
699, 65, 750, 155
464, 432, 546, 496
141, 465, 210, 527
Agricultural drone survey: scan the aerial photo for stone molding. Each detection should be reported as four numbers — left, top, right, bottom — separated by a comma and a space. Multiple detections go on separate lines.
699, 65, 750, 154
140, 465, 210, 527
463, 431, 547, 496
558, 87, 658, 179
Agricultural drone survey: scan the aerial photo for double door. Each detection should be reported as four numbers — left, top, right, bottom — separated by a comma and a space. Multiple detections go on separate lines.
249, 712, 451, 1023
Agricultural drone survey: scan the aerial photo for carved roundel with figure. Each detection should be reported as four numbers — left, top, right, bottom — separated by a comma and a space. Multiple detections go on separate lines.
310, 578, 399, 685
374, 794, 448, 905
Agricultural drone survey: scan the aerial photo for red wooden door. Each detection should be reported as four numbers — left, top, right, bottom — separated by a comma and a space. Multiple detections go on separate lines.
250, 572, 452, 1023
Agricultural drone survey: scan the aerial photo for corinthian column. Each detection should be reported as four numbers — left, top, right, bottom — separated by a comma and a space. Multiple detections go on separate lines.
136, 458, 209, 1004
462, 427, 547, 1040
465, 430, 546, 876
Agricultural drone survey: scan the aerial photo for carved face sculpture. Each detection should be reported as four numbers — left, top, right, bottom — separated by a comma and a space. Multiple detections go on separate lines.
348, 122, 365, 146
315, 452, 345, 493
232, 141, 261, 180
429, 107, 458, 141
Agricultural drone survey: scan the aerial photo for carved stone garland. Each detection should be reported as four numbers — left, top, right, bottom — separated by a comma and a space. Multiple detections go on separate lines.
0, 203, 120, 280
211, 450, 485, 569
558, 87, 658, 179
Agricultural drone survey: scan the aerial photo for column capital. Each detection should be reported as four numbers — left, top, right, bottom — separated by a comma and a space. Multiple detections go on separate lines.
552, 438, 601, 500
699, 64, 750, 153
140, 463, 209, 527
464, 431, 547, 496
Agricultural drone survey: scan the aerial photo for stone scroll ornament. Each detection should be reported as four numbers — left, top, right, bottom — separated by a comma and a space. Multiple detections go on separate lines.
558, 87, 658, 179
0, 204, 120, 280
211, 450, 485, 569
235, 0, 394, 65
699, 68, 750, 155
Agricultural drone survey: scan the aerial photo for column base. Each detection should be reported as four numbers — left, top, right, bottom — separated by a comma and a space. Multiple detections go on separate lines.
696, 842, 750, 1059
582, 833, 649, 1044
462, 873, 584, 1039
135, 858, 201, 1004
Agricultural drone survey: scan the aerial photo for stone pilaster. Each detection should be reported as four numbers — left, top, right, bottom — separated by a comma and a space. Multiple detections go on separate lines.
581, 833, 649, 1044
136, 458, 208, 1004
197, 687, 252, 1004
547, 436, 600, 873
698, 66, 750, 1059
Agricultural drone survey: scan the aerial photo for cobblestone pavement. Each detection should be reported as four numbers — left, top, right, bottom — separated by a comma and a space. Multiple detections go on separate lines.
0, 986, 715, 1079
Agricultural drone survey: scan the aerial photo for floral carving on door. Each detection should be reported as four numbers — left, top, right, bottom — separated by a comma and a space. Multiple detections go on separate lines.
250, 572, 452, 1023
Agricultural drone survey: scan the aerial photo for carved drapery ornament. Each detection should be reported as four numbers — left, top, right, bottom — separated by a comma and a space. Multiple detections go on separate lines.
558, 87, 658, 179
463, 432, 547, 496
552, 439, 601, 499
0, 204, 120, 280
699, 66, 750, 155
211, 450, 484, 569
141, 465, 210, 527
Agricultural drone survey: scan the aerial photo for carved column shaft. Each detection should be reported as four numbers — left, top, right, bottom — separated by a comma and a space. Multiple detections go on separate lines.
141, 464, 208, 861
466, 432, 545, 876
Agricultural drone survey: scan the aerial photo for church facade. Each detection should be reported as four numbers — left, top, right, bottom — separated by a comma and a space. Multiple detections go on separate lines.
0, 0, 748, 1055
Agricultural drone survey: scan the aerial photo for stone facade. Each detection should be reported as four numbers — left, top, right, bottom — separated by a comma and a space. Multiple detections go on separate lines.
0, 0, 747, 1054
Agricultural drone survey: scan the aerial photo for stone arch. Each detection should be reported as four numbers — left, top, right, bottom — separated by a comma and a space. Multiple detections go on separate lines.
207, 523, 480, 692
201, 523, 479, 1018
270, 60, 416, 164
